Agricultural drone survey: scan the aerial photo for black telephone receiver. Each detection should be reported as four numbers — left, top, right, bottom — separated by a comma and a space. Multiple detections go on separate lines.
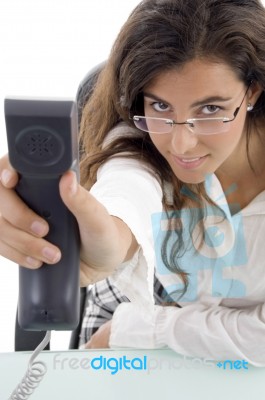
5, 97, 80, 331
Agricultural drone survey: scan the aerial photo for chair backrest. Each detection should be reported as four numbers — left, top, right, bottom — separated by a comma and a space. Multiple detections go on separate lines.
76, 61, 106, 128
15, 62, 105, 351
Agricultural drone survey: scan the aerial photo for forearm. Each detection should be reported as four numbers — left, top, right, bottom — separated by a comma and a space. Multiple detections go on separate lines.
78, 216, 138, 287
109, 302, 265, 366
112, 216, 138, 262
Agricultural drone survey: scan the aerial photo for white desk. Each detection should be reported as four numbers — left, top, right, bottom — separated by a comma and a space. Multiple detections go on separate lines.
1, 348, 265, 400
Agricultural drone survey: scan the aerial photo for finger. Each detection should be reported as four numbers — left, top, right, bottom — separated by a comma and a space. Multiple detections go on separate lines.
84, 335, 110, 349
84, 337, 100, 349
0, 183, 49, 238
0, 154, 19, 188
0, 241, 43, 269
0, 217, 61, 266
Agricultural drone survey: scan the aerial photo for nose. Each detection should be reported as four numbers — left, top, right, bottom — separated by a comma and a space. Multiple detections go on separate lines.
170, 124, 198, 154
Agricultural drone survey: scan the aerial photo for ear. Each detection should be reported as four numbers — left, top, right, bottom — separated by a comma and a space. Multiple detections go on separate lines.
248, 81, 263, 107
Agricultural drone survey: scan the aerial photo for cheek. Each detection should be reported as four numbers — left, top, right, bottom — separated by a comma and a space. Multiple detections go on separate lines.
199, 135, 228, 150
149, 134, 168, 153
199, 128, 243, 155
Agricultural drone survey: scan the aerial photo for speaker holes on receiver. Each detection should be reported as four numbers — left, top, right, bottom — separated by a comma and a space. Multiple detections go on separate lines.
27, 135, 54, 157
15, 126, 64, 166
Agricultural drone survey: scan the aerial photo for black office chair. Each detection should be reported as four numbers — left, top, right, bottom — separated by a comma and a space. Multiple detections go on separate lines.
15, 62, 105, 351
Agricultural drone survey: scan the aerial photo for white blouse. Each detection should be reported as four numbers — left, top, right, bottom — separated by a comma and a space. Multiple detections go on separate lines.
90, 141, 265, 366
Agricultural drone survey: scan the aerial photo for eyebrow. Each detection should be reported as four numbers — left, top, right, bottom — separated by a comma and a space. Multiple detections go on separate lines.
143, 92, 233, 108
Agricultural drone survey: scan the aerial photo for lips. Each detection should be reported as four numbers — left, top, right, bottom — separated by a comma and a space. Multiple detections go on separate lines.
172, 154, 208, 169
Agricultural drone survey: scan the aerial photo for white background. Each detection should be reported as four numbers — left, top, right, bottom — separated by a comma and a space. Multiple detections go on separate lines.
0, 0, 140, 352
1, 0, 265, 354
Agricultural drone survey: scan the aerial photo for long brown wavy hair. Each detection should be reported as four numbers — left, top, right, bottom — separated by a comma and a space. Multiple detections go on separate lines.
79, 0, 265, 299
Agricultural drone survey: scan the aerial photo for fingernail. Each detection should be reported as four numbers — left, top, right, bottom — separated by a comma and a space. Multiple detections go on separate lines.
31, 221, 47, 236
42, 247, 61, 263
0, 169, 12, 185
26, 257, 42, 268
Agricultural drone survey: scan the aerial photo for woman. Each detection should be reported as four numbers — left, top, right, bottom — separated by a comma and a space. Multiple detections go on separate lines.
1, 0, 265, 365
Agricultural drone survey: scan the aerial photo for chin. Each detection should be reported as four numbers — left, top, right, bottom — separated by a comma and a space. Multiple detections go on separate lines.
181, 177, 206, 184
173, 170, 207, 185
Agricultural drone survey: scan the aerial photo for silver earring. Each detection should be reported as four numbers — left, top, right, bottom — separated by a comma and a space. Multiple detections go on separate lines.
247, 103, 254, 112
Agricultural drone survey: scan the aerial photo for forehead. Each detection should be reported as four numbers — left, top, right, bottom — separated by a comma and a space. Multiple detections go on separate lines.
145, 59, 243, 97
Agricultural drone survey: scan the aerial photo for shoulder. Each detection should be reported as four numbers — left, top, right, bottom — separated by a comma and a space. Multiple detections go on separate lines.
102, 121, 142, 148
99, 122, 161, 185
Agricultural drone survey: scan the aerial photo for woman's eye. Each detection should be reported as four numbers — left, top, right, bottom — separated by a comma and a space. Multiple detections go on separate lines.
202, 105, 221, 115
151, 101, 170, 112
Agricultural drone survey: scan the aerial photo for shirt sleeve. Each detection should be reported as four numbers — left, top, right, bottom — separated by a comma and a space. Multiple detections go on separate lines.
89, 156, 163, 307
109, 302, 265, 367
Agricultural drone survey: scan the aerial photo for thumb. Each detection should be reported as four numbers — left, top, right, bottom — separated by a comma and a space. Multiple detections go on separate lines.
59, 170, 94, 217
59, 171, 131, 274
59, 170, 110, 228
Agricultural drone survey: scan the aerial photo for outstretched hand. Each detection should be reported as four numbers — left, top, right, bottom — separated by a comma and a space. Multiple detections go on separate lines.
0, 154, 137, 286
0, 154, 54, 269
